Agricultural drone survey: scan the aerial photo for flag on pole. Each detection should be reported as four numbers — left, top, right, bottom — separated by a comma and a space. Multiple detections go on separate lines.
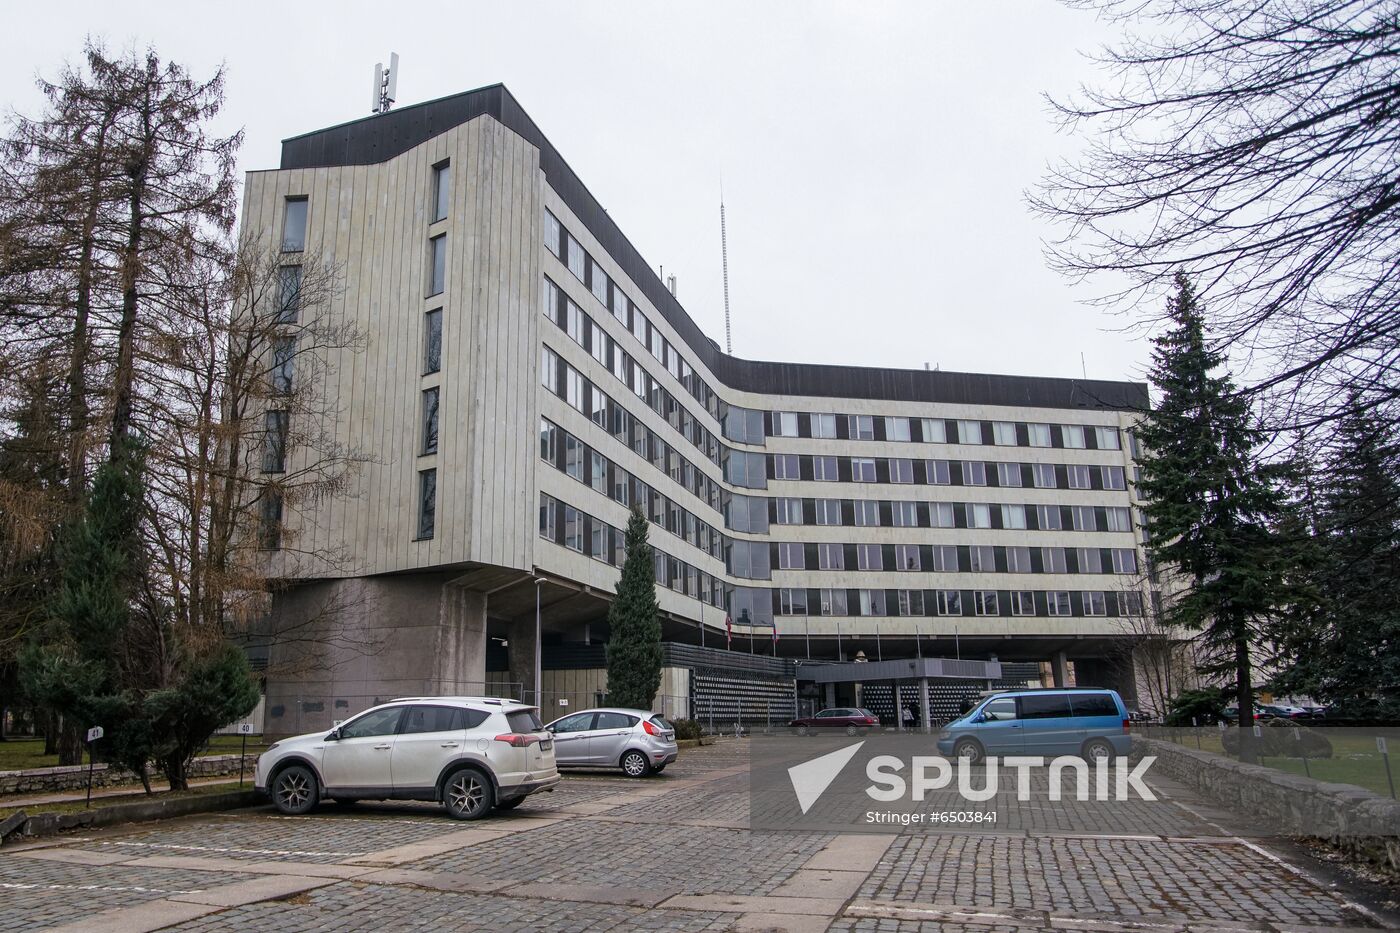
725, 614, 732, 649
772, 621, 779, 643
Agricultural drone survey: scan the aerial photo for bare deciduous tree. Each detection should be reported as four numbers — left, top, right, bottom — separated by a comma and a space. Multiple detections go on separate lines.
1034, 0, 1400, 435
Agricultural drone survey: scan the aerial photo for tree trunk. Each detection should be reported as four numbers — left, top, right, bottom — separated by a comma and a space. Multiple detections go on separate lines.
57, 717, 84, 766
1235, 630, 1256, 764
164, 754, 188, 792
42, 710, 57, 755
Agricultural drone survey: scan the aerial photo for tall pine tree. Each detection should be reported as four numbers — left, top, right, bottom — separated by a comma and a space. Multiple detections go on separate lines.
1276, 398, 1400, 717
606, 508, 662, 711
1136, 275, 1297, 755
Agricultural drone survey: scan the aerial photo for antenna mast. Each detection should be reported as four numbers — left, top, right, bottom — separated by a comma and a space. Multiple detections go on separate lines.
720, 186, 732, 354
371, 52, 400, 114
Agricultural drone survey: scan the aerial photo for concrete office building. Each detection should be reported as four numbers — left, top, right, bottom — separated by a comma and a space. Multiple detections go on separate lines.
244, 85, 1153, 730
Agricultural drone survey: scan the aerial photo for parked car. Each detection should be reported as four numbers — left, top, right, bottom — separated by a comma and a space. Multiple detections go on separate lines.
788, 708, 881, 736
544, 708, 678, 777
255, 697, 559, 820
935, 688, 1131, 765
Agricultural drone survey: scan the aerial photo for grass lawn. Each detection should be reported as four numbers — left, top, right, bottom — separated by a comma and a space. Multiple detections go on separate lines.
0, 779, 245, 819
1156, 729, 1400, 798
0, 735, 268, 772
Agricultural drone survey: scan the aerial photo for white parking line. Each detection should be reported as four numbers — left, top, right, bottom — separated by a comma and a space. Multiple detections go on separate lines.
0, 881, 204, 896
103, 841, 365, 859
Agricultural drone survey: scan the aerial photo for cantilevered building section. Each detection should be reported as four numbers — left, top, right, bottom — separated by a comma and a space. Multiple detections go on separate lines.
244, 84, 1152, 731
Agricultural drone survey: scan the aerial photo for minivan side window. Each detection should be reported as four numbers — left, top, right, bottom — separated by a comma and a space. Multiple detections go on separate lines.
981, 698, 1017, 721
1019, 695, 1073, 719
1070, 694, 1119, 717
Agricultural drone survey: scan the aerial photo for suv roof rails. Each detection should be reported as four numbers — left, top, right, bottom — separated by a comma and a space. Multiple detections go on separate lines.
388, 695, 522, 705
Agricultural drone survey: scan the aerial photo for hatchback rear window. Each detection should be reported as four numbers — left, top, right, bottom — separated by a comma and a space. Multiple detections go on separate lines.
1070, 694, 1119, 717
506, 709, 544, 732
649, 716, 673, 730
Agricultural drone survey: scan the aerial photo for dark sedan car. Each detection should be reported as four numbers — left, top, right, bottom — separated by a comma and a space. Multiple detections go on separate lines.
789, 708, 880, 736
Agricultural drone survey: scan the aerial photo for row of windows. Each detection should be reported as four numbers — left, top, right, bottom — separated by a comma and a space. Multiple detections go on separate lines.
541, 344, 725, 516
755, 498, 1134, 533
766, 454, 1127, 490
538, 491, 1149, 620
761, 411, 1125, 451
543, 340, 1137, 540
539, 493, 727, 607
542, 418, 1142, 594
764, 542, 1139, 575
543, 226, 725, 427
544, 278, 725, 472
767, 587, 1144, 618
542, 212, 1140, 475
540, 418, 724, 564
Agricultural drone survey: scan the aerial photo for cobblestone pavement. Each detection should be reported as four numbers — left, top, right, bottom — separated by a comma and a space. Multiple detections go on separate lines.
0, 738, 1394, 932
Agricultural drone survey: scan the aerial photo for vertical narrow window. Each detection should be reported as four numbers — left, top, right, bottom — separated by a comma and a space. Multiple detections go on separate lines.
421, 387, 439, 455
429, 234, 447, 296
539, 493, 556, 540
281, 197, 307, 252
417, 469, 437, 539
277, 266, 302, 323
424, 309, 442, 374
565, 435, 583, 479
259, 490, 283, 549
542, 277, 558, 323
566, 234, 585, 280
432, 161, 450, 222
262, 410, 289, 473
540, 346, 558, 392
271, 337, 295, 394
539, 419, 556, 463
544, 211, 561, 257
590, 262, 609, 306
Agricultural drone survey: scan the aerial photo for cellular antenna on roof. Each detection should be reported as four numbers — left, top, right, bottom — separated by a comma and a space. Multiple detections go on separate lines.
371, 52, 400, 114
720, 181, 733, 355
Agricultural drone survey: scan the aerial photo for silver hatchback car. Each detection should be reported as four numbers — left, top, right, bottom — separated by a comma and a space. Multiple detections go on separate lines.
545, 708, 678, 777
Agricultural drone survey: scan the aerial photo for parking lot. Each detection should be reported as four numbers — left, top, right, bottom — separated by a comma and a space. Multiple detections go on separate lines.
1, 739, 1394, 932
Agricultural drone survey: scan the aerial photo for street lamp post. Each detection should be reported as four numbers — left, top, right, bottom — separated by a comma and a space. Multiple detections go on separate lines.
533, 576, 545, 707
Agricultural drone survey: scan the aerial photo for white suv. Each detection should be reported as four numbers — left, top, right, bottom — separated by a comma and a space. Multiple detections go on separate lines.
254, 697, 559, 820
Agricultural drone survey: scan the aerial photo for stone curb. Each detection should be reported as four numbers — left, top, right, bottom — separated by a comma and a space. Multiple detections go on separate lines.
6, 789, 261, 842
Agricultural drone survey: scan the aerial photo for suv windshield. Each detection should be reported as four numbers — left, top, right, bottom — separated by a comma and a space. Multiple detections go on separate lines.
506, 709, 544, 732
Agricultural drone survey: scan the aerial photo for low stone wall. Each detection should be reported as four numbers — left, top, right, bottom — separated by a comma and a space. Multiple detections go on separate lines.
0, 753, 256, 796
1134, 736, 1400, 873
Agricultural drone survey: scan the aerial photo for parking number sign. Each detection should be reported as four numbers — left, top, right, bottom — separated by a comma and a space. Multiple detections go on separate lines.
86, 726, 103, 742
237, 723, 255, 735
1379, 736, 1389, 754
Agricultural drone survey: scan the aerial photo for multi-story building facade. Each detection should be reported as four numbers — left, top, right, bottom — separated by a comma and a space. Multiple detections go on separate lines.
244, 85, 1152, 724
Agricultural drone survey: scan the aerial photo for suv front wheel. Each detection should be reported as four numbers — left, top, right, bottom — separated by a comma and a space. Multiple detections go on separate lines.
271, 764, 319, 815
443, 767, 494, 820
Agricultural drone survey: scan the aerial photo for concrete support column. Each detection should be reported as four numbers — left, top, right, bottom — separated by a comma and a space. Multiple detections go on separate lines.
1051, 650, 1069, 688
824, 683, 836, 709
436, 585, 487, 693
507, 613, 541, 705
918, 677, 931, 732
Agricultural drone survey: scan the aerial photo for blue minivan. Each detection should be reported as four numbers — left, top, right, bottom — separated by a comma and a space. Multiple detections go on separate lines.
935, 688, 1131, 764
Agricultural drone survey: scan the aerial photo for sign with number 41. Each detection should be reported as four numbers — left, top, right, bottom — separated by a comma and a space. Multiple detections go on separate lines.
86, 726, 103, 742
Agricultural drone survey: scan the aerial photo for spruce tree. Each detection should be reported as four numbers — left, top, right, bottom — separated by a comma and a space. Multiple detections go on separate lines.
606, 507, 663, 711
1136, 275, 1296, 756
1276, 399, 1400, 717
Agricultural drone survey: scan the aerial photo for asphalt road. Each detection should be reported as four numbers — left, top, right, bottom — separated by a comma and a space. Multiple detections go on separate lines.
0, 739, 1394, 932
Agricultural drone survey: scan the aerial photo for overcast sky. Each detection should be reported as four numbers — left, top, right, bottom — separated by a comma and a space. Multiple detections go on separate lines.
2, 1, 1150, 386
